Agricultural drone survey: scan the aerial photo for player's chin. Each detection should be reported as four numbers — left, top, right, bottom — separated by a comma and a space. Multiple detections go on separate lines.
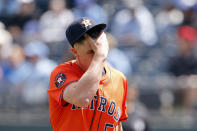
81, 63, 90, 71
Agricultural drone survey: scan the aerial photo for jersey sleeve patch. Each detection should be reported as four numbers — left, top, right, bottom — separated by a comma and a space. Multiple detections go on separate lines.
55, 73, 66, 88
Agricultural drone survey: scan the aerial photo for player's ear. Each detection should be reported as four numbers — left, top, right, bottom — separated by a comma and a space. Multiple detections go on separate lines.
71, 47, 77, 57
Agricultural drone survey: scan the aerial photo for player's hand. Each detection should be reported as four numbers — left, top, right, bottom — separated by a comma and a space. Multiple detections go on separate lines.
86, 32, 109, 60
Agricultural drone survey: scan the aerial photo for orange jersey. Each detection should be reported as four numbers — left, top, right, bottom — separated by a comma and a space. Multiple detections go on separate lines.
48, 60, 128, 131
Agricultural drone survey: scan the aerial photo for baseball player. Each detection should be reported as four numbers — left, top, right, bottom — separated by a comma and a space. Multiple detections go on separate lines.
48, 17, 128, 131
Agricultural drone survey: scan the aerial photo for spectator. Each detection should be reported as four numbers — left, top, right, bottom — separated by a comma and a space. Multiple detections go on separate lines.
73, 0, 108, 24
3, 41, 57, 105
22, 19, 40, 44
155, 4, 184, 34
0, 0, 20, 16
3, 0, 39, 45
0, 21, 13, 60
39, 0, 75, 61
123, 82, 151, 131
167, 25, 197, 111
111, 0, 157, 46
168, 25, 197, 76
39, 0, 74, 43
21, 41, 57, 105
106, 33, 132, 77
0, 21, 13, 97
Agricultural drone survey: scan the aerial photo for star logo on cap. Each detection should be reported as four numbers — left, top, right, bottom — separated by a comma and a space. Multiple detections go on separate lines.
81, 18, 92, 28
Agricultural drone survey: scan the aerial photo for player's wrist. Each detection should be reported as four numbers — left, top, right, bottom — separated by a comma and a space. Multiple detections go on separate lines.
94, 48, 108, 59
93, 53, 107, 62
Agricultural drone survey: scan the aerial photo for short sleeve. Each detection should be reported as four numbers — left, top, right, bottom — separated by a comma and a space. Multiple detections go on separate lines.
48, 68, 78, 106
119, 77, 128, 122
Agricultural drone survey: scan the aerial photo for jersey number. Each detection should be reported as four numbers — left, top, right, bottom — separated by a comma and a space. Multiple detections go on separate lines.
104, 123, 116, 131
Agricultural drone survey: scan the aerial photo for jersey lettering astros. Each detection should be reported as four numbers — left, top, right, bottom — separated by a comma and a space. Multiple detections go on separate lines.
48, 60, 128, 131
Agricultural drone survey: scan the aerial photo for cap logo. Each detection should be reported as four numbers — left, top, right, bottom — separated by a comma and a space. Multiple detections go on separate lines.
81, 18, 92, 29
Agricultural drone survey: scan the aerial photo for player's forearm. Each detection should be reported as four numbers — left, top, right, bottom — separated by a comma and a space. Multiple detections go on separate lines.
64, 55, 105, 107
75, 56, 104, 105
83, 56, 105, 83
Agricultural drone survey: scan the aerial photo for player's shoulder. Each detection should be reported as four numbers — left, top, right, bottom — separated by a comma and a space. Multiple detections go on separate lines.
49, 60, 80, 90
52, 61, 72, 71
51, 60, 77, 76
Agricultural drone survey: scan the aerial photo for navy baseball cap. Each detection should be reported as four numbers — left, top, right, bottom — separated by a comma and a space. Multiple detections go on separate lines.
66, 17, 106, 47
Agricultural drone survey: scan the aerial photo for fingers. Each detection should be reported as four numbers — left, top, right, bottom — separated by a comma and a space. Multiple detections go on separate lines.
97, 32, 109, 49
84, 32, 109, 58
84, 34, 97, 52
95, 32, 109, 58
84, 34, 95, 43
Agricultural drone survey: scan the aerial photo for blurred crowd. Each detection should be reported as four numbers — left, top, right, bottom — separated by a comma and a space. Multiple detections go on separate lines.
1, 0, 197, 130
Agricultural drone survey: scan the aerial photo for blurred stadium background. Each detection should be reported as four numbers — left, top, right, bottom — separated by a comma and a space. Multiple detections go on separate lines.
0, 0, 197, 130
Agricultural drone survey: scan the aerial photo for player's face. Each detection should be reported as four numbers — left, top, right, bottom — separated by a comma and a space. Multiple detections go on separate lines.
71, 36, 95, 71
